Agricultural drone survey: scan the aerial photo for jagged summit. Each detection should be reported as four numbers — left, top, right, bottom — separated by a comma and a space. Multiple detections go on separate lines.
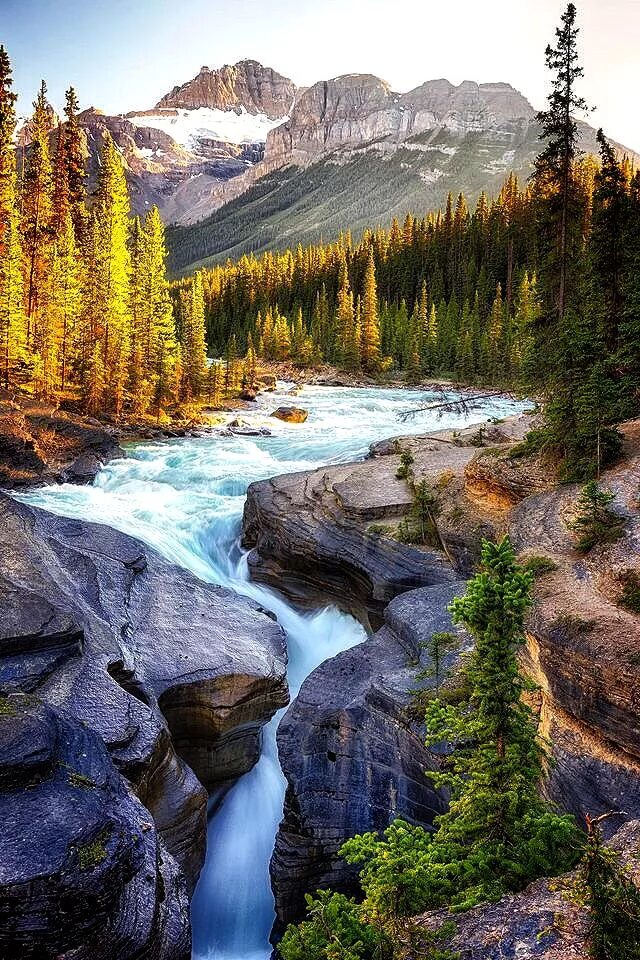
156, 59, 296, 118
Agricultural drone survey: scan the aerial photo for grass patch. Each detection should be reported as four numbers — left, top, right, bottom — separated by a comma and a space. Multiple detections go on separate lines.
550, 613, 596, 635
523, 555, 559, 577
0, 697, 16, 718
620, 571, 640, 614
67, 769, 96, 789
367, 523, 393, 538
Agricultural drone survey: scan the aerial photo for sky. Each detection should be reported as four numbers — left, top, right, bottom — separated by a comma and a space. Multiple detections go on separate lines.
2, 0, 639, 150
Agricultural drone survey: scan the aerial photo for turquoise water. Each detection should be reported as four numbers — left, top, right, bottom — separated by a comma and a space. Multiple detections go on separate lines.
17, 383, 526, 960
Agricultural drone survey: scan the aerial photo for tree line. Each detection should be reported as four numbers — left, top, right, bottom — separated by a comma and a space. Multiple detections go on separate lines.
278, 6, 640, 960
0, 49, 208, 421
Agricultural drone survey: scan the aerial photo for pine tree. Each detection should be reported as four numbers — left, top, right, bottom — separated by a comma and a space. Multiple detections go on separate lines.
180, 271, 207, 400
143, 207, 177, 392
22, 80, 55, 390
579, 816, 640, 960
62, 87, 87, 242
92, 132, 131, 416
530, 3, 598, 475
0, 46, 26, 390
360, 248, 381, 373
419, 538, 578, 908
243, 331, 258, 389
224, 334, 240, 396
50, 208, 81, 391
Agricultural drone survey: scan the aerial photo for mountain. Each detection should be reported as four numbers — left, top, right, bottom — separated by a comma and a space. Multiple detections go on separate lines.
18, 61, 296, 226
21, 59, 636, 272
164, 69, 637, 273
156, 59, 296, 116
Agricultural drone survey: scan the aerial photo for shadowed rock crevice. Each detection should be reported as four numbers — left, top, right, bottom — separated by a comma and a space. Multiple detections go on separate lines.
270, 582, 467, 935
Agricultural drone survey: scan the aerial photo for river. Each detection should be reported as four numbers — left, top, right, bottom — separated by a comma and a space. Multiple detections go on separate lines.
17, 383, 526, 960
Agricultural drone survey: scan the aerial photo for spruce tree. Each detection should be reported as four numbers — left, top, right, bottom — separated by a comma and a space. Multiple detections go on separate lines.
0, 46, 26, 390
420, 537, 578, 907
93, 132, 131, 416
360, 248, 381, 373
22, 80, 55, 386
579, 817, 640, 960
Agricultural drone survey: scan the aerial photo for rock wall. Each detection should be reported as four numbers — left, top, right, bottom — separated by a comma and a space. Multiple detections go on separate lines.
271, 583, 466, 934
0, 493, 288, 952
0, 695, 191, 960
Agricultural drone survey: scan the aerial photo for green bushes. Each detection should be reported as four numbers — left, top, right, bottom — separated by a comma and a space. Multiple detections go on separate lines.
280, 539, 579, 959
567, 481, 626, 553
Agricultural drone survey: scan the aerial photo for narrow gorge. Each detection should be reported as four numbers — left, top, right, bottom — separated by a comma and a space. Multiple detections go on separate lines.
1, 383, 525, 958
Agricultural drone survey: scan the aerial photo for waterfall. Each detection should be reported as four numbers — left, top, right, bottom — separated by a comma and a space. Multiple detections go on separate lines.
17, 384, 527, 960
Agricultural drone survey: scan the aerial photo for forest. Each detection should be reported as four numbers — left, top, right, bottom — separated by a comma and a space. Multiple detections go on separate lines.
1, 3, 640, 959
0, 59, 209, 422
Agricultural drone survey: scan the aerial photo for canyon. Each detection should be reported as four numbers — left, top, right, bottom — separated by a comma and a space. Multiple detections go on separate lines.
1, 384, 639, 958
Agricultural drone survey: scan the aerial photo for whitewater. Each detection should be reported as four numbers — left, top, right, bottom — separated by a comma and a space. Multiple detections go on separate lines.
17, 383, 526, 960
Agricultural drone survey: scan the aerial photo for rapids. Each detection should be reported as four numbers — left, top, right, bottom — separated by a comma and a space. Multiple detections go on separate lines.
17, 383, 527, 960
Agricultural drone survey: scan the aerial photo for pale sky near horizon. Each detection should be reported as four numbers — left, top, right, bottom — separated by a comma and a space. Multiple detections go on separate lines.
2, 0, 639, 150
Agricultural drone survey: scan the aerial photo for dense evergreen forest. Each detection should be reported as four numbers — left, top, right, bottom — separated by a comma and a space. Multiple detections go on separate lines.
0, 54, 208, 421
180, 30, 640, 480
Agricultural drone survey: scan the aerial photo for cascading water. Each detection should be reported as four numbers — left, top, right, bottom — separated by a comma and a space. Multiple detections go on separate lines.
16, 384, 527, 960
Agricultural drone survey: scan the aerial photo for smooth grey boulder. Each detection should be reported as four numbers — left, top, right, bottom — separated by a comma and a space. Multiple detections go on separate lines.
0, 693, 191, 960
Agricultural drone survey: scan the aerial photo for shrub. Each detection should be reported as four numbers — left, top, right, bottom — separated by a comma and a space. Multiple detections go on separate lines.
523, 555, 559, 576
396, 449, 414, 480
279, 890, 391, 960
397, 480, 441, 548
568, 481, 626, 553
619, 571, 640, 614
77, 839, 108, 871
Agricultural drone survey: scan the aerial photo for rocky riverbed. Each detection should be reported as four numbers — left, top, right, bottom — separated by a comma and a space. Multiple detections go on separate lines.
2, 384, 640, 959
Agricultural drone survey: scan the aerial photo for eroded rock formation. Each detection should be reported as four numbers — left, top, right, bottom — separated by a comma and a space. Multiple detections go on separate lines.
0, 694, 191, 960
157, 60, 296, 117
243, 413, 640, 929
0, 493, 288, 950
271, 582, 466, 932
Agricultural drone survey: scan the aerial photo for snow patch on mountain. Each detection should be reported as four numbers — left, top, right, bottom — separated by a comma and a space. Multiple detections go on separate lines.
128, 107, 288, 155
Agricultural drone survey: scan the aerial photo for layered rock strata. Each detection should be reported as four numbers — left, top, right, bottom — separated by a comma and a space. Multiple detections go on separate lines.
271, 582, 466, 932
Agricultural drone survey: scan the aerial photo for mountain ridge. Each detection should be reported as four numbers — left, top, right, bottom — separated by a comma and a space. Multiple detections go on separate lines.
19, 58, 637, 271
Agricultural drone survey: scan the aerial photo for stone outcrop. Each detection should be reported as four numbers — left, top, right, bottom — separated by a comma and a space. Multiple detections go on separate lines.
271, 582, 466, 933
0, 402, 122, 488
242, 416, 530, 618
157, 60, 296, 117
243, 412, 640, 905
0, 493, 288, 950
509, 420, 640, 831
0, 694, 191, 960
265, 75, 535, 168
415, 819, 640, 959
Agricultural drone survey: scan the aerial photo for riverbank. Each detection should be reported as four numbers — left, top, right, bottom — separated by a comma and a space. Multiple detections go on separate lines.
3, 384, 638, 960
1, 384, 526, 959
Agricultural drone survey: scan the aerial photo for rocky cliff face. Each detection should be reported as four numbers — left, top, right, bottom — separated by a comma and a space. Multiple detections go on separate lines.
265, 75, 534, 167
0, 493, 288, 952
157, 59, 296, 117
24, 59, 636, 253
243, 412, 640, 927
271, 582, 465, 933
0, 695, 191, 959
